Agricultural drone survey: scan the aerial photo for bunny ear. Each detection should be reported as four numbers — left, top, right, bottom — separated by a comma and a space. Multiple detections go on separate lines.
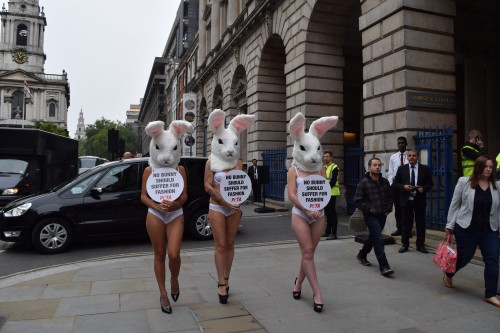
309, 116, 339, 139
288, 112, 305, 140
169, 120, 194, 138
228, 114, 255, 134
145, 121, 165, 138
208, 109, 226, 134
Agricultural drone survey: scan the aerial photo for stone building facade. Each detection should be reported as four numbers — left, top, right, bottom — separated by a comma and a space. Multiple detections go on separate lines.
187, 0, 499, 169
139, 0, 499, 214
0, 0, 70, 129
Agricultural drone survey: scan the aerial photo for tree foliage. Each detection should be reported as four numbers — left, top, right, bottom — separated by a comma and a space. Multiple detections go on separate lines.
33, 122, 69, 137
79, 118, 137, 160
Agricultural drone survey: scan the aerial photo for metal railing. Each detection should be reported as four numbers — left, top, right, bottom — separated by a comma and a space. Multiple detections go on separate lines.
262, 148, 287, 201
415, 126, 454, 230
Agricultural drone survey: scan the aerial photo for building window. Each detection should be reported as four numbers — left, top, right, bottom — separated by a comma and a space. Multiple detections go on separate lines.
11, 91, 24, 119
49, 102, 56, 117
16, 24, 28, 46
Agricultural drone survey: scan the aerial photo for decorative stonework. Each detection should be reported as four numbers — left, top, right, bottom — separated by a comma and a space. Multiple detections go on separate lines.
265, 10, 272, 36
233, 46, 239, 62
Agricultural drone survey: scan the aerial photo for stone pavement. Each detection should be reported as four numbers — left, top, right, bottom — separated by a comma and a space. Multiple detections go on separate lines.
1, 231, 500, 332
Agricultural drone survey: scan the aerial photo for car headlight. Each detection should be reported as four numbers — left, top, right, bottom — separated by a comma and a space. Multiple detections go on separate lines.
4, 203, 32, 217
2, 188, 19, 195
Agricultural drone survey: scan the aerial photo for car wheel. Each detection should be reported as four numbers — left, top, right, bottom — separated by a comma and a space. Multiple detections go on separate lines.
31, 217, 74, 254
189, 209, 212, 240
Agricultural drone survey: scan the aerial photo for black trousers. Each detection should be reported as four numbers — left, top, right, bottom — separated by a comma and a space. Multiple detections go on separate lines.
324, 196, 338, 235
251, 179, 261, 201
401, 200, 426, 247
393, 189, 402, 231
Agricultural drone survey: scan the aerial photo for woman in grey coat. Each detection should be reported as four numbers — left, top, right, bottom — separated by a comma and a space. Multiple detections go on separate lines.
445, 155, 500, 307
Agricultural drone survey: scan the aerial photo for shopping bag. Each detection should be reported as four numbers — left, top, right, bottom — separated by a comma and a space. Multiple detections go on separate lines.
433, 234, 457, 273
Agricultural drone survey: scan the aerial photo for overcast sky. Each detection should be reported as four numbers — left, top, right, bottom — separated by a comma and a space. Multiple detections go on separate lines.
41, 0, 176, 136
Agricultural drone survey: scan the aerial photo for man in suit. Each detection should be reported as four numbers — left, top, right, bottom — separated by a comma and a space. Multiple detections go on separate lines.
248, 159, 261, 202
393, 149, 433, 254
388, 136, 408, 236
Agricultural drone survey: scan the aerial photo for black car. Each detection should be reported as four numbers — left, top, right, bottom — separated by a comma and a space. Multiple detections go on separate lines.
0, 157, 211, 254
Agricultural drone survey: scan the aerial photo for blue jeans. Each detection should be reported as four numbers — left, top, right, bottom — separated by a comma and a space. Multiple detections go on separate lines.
359, 213, 390, 270
446, 225, 500, 298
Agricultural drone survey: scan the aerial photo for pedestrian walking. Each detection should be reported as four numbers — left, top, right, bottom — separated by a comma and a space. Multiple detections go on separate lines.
354, 157, 395, 276
141, 120, 194, 314
287, 112, 338, 313
444, 155, 500, 308
204, 109, 255, 304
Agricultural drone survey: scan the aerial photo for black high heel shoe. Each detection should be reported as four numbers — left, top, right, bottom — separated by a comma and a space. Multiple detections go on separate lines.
218, 283, 228, 304
313, 294, 323, 313
160, 295, 172, 314
292, 277, 301, 300
171, 277, 179, 302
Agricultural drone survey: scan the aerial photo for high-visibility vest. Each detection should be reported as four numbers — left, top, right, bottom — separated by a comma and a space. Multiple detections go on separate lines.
461, 145, 479, 176
325, 163, 340, 196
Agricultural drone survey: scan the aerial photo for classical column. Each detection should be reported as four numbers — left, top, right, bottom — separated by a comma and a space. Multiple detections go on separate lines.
211, 0, 220, 49
227, 0, 238, 27
198, 0, 206, 64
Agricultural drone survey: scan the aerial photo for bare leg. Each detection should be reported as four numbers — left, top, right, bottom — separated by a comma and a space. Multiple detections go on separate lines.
146, 213, 168, 297
223, 212, 241, 289
210, 209, 229, 296
291, 214, 325, 304
166, 216, 184, 295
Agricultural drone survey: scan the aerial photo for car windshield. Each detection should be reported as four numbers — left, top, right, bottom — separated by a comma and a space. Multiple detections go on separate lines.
0, 158, 28, 175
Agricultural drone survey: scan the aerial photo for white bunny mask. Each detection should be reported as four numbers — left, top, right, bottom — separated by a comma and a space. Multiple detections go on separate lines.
208, 109, 255, 172
145, 120, 194, 170
288, 112, 339, 172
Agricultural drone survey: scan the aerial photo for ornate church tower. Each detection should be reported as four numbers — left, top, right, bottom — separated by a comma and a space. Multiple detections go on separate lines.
75, 108, 85, 139
0, 0, 70, 129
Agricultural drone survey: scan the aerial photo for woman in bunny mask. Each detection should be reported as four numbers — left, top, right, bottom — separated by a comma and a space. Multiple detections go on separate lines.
204, 109, 255, 304
141, 120, 193, 314
287, 112, 338, 313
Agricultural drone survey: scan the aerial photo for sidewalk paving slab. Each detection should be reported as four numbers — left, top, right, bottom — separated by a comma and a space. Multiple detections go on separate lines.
1, 238, 499, 333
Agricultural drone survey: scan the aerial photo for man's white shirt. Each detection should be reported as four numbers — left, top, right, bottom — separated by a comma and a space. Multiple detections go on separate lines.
388, 151, 408, 185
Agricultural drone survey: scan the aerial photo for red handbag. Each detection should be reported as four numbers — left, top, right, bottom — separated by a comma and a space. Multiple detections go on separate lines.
433, 234, 457, 273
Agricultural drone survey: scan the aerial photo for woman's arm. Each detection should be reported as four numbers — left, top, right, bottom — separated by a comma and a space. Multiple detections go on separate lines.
204, 160, 229, 207
140, 167, 161, 210
446, 177, 466, 232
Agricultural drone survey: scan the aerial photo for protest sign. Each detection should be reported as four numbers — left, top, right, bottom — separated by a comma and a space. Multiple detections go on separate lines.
146, 167, 184, 203
297, 175, 330, 211
220, 170, 252, 204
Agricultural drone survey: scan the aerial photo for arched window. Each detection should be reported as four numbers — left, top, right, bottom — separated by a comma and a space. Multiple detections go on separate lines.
49, 102, 56, 117
16, 24, 28, 46
11, 91, 24, 119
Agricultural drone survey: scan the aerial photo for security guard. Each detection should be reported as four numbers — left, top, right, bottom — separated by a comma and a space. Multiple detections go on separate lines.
461, 130, 485, 176
322, 150, 340, 240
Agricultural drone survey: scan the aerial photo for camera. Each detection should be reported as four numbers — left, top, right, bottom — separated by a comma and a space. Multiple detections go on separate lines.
411, 186, 419, 191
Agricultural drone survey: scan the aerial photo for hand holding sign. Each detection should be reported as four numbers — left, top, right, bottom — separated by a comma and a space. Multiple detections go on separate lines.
297, 175, 331, 211
220, 170, 252, 204
146, 167, 184, 203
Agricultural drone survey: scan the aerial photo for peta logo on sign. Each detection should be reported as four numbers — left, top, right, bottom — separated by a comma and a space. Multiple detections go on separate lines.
297, 175, 331, 211
219, 170, 252, 204
146, 167, 184, 203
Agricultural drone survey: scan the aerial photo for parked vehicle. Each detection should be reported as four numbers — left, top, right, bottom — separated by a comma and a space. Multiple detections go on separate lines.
0, 128, 78, 208
0, 157, 211, 254
78, 156, 109, 174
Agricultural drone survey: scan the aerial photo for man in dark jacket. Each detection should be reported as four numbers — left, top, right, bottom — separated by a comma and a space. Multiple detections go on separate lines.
393, 150, 433, 254
354, 157, 394, 276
